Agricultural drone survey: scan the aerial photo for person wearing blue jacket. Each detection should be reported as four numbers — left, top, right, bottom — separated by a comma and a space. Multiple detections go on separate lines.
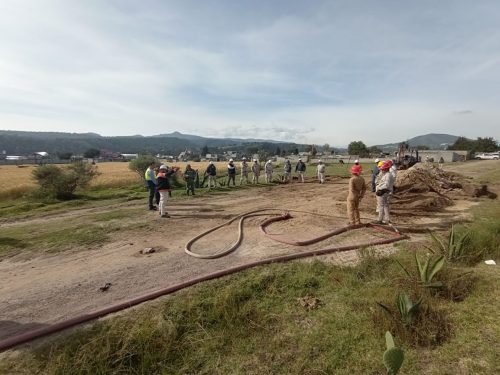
295, 159, 306, 182
205, 161, 217, 190
227, 159, 236, 186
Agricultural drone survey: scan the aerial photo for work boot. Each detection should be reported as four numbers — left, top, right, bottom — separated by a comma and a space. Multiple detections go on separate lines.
149, 206, 158, 211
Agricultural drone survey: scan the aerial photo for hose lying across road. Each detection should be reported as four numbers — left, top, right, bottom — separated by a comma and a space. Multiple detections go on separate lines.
185, 208, 407, 258
0, 209, 408, 352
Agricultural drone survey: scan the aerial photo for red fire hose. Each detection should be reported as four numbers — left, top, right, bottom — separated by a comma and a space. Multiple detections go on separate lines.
0, 210, 408, 352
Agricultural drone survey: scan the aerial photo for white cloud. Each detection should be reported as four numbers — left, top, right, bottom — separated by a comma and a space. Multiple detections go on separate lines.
0, 0, 499, 146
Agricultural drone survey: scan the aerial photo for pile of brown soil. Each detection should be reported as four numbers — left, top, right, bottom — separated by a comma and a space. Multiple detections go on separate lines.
393, 164, 496, 211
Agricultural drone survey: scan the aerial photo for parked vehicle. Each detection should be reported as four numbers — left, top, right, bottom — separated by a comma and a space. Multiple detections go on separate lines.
475, 152, 499, 160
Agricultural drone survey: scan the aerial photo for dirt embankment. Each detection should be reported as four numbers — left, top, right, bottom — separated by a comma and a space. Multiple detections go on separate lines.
393, 164, 497, 211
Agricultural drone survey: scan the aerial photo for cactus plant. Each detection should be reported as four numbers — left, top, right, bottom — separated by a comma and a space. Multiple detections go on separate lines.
383, 331, 404, 375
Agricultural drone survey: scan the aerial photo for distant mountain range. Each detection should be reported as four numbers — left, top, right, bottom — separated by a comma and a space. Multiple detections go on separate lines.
0, 130, 299, 156
376, 133, 460, 151
0, 130, 461, 156
155, 131, 290, 144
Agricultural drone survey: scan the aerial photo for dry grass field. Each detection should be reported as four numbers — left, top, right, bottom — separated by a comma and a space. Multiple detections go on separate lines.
0, 161, 236, 196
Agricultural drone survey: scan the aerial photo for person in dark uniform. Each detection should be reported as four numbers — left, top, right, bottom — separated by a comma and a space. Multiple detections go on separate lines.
184, 164, 196, 195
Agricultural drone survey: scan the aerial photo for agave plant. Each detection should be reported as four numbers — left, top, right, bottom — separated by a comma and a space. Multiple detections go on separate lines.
415, 253, 444, 288
428, 225, 471, 262
383, 331, 404, 375
378, 292, 422, 326
396, 253, 444, 288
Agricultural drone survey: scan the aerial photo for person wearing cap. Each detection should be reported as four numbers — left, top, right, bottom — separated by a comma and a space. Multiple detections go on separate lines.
184, 164, 196, 195
295, 158, 306, 182
227, 159, 236, 186
145, 162, 159, 210
347, 165, 366, 225
251, 159, 261, 184
374, 160, 395, 224
283, 159, 292, 182
156, 165, 177, 217
264, 159, 274, 183
371, 159, 381, 192
205, 161, 217, 190
317, 160, 326, 183
240, 157, 249, 185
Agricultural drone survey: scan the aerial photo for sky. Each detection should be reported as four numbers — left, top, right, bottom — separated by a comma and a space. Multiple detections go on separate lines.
0, 0, 499, 147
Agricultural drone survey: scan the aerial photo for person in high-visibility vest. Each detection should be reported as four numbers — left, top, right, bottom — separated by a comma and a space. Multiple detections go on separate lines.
145, 162, 159, 210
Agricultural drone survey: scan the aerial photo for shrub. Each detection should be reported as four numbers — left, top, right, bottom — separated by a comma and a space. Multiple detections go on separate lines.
32, 162, 100, 200
128, 154, 157, 182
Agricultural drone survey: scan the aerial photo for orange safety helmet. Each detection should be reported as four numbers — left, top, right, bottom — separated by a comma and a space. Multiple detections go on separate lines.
380, 160, 393, 170
351, 165, 362, 175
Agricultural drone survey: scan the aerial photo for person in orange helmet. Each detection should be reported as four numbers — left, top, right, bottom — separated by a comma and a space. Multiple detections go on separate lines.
347, 164, 366, 225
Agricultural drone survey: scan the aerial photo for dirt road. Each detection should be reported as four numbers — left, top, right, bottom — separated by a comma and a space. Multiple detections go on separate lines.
0, 161, 497, 343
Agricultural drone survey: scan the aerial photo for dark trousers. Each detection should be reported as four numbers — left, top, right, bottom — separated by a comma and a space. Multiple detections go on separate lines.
186, 180, 195, 195
228, 173, 236, 186
147, 181, 159, 208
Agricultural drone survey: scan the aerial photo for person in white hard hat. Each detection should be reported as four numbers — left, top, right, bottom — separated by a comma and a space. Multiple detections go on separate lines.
251, 159, 261, 184
205, 161, 217, 190
295, 158, 306, 182
317, 160, 326, 183
264, 159, 274, 183
240, 157, 249, 185
227, 159, 236, 186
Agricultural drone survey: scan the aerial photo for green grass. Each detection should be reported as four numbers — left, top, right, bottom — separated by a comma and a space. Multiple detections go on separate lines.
465, 200, 500, 260
2, 239, 499, 374
0, 207, 147, 258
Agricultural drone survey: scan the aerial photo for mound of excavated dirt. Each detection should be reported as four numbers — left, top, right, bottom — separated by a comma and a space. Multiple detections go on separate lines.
393, 164, 496, 211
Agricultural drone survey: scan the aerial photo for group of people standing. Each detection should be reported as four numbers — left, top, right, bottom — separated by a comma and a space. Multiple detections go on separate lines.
208, 157, 316, 186
147, 158, 398, 225
346, 158, 396, 226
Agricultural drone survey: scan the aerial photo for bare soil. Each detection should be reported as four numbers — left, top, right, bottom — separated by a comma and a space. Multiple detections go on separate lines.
0, 161, 498, 343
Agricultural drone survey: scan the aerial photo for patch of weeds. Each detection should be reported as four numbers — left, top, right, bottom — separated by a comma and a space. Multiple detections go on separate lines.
0, 185, 34, 200
433, 267, 477, 302
0, 237, 28, 248
374, 295, 453, 347
355, 247, 393, 282
40, 226, 111, 251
